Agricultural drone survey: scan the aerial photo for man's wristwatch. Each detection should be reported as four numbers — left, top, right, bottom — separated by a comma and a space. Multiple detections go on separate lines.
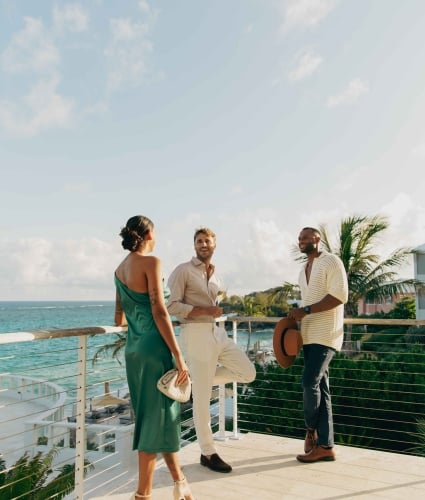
303, 306, 312, 315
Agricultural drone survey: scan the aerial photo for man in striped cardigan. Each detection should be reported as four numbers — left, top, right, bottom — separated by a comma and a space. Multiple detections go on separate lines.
288, 227, 348, 463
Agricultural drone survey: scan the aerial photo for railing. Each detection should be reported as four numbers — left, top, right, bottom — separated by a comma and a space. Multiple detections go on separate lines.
230, 316, 425, 457
1, 317, 425, 498
0, 323, 224, 499
0, 326, 129, 499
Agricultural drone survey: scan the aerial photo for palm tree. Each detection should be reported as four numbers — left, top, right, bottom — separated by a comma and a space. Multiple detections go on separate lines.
92, 332, 126, 365
0, 448, 93, 499
318, 215, 420, 317
271, 282, 301, 304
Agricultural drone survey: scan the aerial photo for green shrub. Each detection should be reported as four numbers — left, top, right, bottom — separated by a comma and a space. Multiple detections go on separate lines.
405, 326, 425, 345
239, 345, 425, 455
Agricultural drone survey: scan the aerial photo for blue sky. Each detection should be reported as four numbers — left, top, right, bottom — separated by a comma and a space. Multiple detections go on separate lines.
1, 0, 425, 301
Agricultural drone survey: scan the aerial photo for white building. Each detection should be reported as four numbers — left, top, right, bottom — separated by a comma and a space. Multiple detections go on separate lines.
413, 244, 425, 320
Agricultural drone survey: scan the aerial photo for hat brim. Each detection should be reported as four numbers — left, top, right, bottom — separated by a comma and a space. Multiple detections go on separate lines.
273, 317, 303, 369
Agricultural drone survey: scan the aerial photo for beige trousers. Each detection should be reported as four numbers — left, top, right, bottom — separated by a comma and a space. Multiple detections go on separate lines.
179, 323, 256, 455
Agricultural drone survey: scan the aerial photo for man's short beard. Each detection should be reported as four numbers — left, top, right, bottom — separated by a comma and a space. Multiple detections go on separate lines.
196, 251, 211, 263
301, 243, 316, 254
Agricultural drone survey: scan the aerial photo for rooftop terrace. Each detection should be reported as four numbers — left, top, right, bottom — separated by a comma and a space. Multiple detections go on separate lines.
1, 316, 425, 499
87, 431, 425, 500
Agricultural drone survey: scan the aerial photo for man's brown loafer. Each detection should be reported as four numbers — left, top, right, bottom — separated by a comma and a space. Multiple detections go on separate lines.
297, 445, 336, 463
304, 428, 318, 453
200, 453, 232, 473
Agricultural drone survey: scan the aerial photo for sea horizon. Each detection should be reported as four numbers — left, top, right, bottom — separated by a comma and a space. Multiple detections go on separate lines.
0, 301, 274, 398
0, 299, 114, 304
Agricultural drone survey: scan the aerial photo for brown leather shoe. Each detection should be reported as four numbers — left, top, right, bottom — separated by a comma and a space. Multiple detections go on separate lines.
297, 445, 336, 463
304, 428, 317, 453
200, 453, 232, 473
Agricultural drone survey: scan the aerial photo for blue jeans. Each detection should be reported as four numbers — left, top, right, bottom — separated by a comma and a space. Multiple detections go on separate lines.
302, 344, 336, 447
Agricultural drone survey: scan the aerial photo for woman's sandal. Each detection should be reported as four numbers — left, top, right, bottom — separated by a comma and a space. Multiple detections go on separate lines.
173, 476, 194, 500
134, 493, 151, 499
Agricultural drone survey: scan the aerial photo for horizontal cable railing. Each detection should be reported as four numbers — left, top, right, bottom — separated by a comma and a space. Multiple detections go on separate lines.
0, 324, 219, 499
229, 316, 425, 458
1, 327, 134, 499
1, 316, 425, 498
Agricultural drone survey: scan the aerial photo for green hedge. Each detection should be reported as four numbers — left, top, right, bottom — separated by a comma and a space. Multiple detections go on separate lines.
238, 344, 425, 455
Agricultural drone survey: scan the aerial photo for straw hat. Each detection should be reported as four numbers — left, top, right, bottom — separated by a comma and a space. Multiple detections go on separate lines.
273, 317, 303, 368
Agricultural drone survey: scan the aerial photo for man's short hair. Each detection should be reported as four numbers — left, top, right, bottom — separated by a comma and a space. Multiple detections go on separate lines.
302, 227, 321, 238
194, 227, 216, 242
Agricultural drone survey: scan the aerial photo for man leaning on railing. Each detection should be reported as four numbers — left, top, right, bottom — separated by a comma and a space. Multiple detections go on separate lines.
288, 226, 348, 463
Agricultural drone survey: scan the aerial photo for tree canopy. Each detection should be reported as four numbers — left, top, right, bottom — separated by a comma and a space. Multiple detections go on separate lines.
317, 215, 419, 316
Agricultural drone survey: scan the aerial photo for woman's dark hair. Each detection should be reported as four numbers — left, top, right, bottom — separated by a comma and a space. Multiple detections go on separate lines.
120, 215, 154, 252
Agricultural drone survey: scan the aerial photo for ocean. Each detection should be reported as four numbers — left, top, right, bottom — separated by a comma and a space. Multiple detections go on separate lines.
0, 301, 116, 333
0, 301, 274, 401
0, 301, 126, 401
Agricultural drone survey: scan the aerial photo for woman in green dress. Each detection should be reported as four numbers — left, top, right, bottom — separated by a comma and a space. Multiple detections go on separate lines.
114, 215, 194, 500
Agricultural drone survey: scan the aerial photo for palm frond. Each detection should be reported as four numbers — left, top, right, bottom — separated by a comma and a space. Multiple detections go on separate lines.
318, 223, 332, 252
308, 215, 417, 317
92, 333, 126, 366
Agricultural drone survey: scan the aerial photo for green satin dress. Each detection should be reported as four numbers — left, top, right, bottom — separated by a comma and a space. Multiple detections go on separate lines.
115, 275, 180, 453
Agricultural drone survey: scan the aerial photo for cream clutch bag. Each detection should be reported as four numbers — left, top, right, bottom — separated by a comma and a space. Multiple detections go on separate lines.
157, 369, 191, 402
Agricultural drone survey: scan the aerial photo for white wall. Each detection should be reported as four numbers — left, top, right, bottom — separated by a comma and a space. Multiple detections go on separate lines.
414, 251, 425, 320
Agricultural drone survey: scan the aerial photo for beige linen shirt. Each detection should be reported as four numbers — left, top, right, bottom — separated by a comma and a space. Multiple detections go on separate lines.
167, 257, 221, 323
299, 251, 348, 351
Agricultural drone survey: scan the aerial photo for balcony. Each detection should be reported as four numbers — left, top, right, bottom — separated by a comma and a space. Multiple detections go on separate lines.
1, 317, 425, 499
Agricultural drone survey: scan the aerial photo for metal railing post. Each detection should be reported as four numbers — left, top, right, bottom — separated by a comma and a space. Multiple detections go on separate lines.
216, 317, 227, 441
216, 384, 226, 440
74, 335, 87, 499
230, 319, 240, 439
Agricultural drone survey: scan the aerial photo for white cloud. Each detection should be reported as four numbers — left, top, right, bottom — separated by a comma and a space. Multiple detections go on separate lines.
380, 194, 425, 248
0, 11, 80, 137
0, 75, 74, 137
138, 0, 151, 14
224, 217, 298, 294
1, 198, 424, 300
381, 192, 415, 228
0, 237, 121, 300
326, 78, 369, 107
158, 199, 425, 298
300, 195, 425, 277
110, 18, 148, 42
288, 50, 323, 81
1, 16, 59, 74
184, 210, 299, 295
280, 0, 337, 32
1, 4, 158, 136
53, 4, 89, 33
11, 239, 57, 285
156, 209, 298, 296
105, 18, 153, 92
53, 238, 119, 285
411, 142, 425, 158
378, 193, 425, 278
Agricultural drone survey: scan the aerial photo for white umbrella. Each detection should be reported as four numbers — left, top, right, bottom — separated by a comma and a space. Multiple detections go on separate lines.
91, 382, 129, 409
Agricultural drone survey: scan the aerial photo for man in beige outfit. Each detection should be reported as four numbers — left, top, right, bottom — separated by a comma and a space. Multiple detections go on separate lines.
167, 227, 256, 473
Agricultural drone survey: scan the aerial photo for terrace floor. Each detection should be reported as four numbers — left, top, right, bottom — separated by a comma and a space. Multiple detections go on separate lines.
3, 393, 424, 500
86, 431, 425, 500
